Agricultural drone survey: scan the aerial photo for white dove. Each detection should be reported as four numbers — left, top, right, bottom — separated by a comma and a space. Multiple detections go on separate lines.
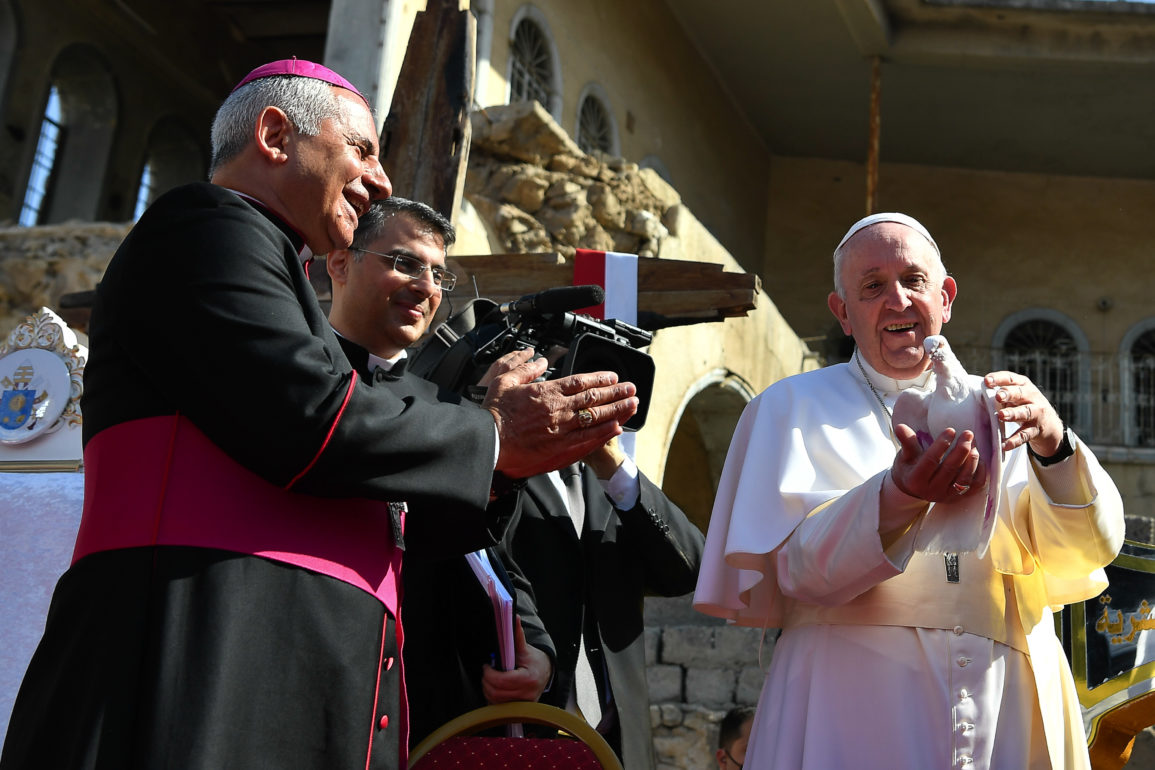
891, 334, 1003, 557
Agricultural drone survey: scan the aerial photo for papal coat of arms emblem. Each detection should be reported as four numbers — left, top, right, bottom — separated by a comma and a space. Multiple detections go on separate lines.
0, 385, 36, 429
0, 346, 72, 444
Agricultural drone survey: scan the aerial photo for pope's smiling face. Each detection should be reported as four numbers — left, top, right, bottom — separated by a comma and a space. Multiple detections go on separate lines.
827, 222, 956, 380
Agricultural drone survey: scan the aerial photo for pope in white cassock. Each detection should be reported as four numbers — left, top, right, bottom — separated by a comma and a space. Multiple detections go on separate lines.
693, 213, 1124, 770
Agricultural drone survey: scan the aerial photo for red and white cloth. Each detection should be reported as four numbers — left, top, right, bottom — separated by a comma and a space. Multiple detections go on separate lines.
573, 250, 637, 325
573, 250, 639, 457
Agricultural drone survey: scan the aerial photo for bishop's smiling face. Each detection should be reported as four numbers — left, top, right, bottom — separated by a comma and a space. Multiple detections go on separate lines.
281, 88, 390, 254
827, 222, 956, 380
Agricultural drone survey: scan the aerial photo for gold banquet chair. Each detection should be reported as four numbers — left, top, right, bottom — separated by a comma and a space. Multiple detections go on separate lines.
408, 701, 624, 770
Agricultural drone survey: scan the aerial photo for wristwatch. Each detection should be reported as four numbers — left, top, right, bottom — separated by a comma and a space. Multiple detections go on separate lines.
1028, 425, 1075, 467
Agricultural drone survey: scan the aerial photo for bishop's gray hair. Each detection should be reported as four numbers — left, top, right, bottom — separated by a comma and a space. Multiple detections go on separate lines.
209, 76, 343, 177
350, 197, 457, 260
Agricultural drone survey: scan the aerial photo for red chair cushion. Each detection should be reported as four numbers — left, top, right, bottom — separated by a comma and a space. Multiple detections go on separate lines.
412, 735, 603, 769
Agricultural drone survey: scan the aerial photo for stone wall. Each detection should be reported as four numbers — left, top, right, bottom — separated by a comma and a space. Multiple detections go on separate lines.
0, 222, 127, 337
463, 100, 682, 262
646, 624, 768, 769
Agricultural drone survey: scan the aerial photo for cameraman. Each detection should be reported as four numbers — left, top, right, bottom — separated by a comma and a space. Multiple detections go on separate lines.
326, 197, 555, 748
486, 326, 706, 770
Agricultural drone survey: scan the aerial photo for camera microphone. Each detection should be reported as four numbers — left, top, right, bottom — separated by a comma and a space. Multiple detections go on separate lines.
498, 285, 605, 317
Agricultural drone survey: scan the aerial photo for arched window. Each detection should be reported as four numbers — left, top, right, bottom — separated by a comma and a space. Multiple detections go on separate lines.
992, 310, 1090, 437
133, 117, 205, 219
132, 162, 154, 221
1121, 321, 1155, 448
20, 45, 117, 224
507, 6, 561, 119
19, 86, 63, 226
575, 83, 618, 156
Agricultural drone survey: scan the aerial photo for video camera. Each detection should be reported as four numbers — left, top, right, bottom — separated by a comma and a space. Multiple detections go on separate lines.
408, 285, 655, 431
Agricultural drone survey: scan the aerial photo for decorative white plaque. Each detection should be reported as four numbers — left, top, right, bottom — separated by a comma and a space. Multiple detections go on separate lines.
0, 348, 71, 444
0, 308, 86, 467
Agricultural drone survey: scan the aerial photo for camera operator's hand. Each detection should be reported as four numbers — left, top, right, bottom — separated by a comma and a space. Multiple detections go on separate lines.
484, 348, 639, 479
584, 437, 627, 480
477, 348, 530, 388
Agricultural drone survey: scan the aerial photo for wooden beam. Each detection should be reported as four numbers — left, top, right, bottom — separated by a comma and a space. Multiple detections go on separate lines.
446, 253, 760, 325
380, 0, 474, 220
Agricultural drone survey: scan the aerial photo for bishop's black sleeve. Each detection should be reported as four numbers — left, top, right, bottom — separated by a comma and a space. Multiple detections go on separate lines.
83, 185, 495, 539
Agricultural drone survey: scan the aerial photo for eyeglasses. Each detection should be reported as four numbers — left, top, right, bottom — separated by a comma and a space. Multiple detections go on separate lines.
355, 248, 456, 291
723, 750, 743, 769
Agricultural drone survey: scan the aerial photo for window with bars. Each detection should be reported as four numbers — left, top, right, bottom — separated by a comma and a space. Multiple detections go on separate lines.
576, 94, 613, 155
19, 86, 64, 227
509, 19, 552, 109
1131, 329, 1155, 447
1001, 318, 1081, 429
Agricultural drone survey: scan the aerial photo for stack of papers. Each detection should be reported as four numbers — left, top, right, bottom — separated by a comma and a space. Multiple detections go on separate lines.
464, 550, 522, 737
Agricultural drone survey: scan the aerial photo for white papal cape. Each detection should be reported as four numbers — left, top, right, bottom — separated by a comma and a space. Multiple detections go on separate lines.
694, 359, 1124, 770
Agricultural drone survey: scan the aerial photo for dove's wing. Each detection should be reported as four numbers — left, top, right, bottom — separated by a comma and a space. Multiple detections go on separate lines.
974, 385, 1004, 558
892, 389, 933, 451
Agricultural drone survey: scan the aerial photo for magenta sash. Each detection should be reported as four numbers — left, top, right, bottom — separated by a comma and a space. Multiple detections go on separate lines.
73, 415, 403, 615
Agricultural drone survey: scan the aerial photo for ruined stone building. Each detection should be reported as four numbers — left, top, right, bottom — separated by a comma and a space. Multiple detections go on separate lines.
3, 1, 1155, 766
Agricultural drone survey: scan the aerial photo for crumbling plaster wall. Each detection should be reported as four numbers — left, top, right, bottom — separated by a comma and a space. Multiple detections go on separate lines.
459, 101, 812, 486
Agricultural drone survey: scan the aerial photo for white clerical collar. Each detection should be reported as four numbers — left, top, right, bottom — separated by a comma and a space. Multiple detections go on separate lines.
852, 349, 933, 395
368, 349, 407, 373
329, 326, 407, 373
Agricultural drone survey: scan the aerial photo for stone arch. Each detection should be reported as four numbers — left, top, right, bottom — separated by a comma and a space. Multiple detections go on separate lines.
506, 4, 563, 120
642, 369, 753, 628
660, 369, 755, 535
30, 44, 118, 224
133, 116, 205, 218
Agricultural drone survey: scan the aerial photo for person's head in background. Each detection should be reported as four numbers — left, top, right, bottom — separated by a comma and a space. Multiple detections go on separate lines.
327, 196, 457, 360
716, 706, 755, 769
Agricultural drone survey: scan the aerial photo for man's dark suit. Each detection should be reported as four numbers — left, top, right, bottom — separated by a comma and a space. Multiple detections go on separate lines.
335, 337, 556, 750
501, 466, 705, 769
